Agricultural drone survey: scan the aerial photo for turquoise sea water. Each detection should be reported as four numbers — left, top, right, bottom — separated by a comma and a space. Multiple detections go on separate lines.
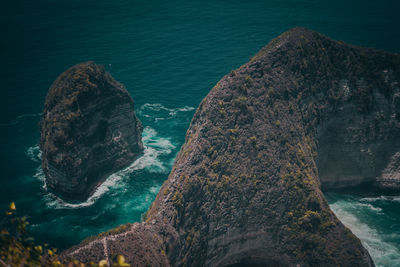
1, 0, 400, 265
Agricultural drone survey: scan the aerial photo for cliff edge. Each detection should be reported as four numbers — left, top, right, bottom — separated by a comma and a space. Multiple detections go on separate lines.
40, 62, 143, 200
64, 28, 400, 266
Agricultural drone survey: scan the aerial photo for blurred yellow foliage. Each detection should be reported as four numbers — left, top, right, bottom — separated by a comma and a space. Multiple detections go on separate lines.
9, 202, 16, 210
0, 202, 132, 267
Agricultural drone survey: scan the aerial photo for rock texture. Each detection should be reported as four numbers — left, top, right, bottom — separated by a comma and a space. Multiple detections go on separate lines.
40, 61, 143, 200
64, 28, 400, 266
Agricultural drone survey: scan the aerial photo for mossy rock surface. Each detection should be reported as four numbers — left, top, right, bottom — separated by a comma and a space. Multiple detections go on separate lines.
65, 27, 400, 266
40, 62, 143, 200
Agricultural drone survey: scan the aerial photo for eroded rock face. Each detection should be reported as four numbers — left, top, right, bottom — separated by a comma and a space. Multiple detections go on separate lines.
62, 28, 400, 266
40, 61, 143, 200
316, 79, 400, 191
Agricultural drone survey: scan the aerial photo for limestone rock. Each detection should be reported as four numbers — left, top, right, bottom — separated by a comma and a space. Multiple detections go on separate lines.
62, 27, 400, 266
40, 61, 143, 200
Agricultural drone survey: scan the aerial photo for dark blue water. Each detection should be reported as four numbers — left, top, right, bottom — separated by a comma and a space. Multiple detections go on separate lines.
1, 0, 399, 265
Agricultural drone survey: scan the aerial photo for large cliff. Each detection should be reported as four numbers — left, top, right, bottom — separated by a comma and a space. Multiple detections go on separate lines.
40, 62, 143, 200
64, 28, 400, 266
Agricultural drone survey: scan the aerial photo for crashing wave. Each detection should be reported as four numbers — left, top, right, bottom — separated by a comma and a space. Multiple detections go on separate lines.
26, 145, 42, 163
35, 126, 174, 209
138, 103, 195, 122
330, 200, 400, 267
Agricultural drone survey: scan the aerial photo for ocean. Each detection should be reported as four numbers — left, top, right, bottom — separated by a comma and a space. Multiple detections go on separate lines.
0, 0, 399, 265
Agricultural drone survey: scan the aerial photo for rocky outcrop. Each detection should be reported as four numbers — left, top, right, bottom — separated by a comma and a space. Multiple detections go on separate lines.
64, 28, 400, 266
376, 151, 400, 191
40, 61, 143, 200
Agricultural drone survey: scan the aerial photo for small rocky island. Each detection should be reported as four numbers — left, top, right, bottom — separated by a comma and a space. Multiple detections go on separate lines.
40, 61, 143, 200
64, 28, 400, 266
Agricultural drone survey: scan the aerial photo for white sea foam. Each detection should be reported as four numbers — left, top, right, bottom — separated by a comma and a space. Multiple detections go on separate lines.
46, 171, 126, 209
167, 106, 195, 116
138, 103, 195, 117
176, 106, 196, 112
149, 185, 160, 194
26, 145, 42, 163
356, 203, 383, 213
140, 126, 175, 173
38, 126, 174, 209
361, 195, 400, 203
330, 202, 400, 267
32, 166, 48, 191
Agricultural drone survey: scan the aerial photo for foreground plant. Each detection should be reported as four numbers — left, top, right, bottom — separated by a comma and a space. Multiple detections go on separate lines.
0, 202, 129, 267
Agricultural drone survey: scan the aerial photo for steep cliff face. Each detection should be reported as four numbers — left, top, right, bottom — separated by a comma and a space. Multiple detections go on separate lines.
64, 28, 400, 266
40, 62, 143, 200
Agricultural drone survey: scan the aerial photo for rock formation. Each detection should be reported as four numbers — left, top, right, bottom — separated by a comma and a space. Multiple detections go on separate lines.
40, 61, 143, 200
64, 27, 400, 266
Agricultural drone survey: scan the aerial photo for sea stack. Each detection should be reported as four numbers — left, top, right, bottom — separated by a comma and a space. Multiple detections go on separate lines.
65, 28, 400, 266
40, 61, 143, 200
